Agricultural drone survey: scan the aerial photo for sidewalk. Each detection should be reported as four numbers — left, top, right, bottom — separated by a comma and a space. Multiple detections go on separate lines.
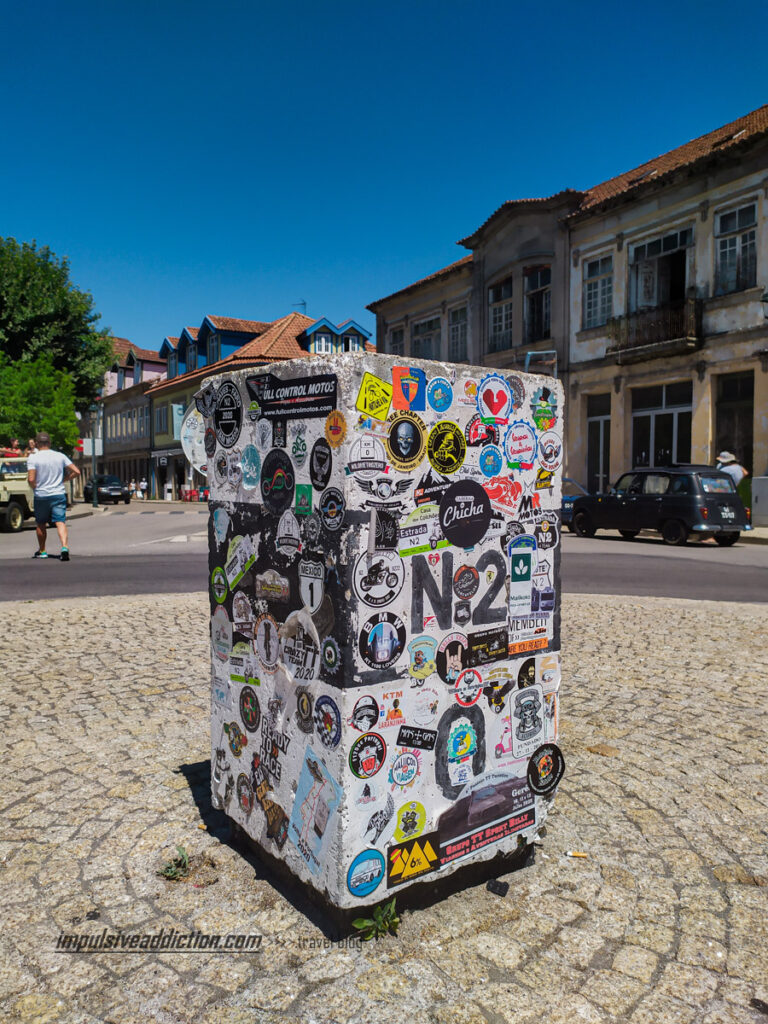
0, 592, 766, 1023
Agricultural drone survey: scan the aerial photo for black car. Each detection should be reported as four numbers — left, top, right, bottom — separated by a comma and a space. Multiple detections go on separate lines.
83, 474, 131, 505
562, 477, 589, 531
571, 466, 752, 546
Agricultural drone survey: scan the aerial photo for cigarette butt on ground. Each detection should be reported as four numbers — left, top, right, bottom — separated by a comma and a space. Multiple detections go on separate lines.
198, 824, 207, 830
566, 850, 588, 858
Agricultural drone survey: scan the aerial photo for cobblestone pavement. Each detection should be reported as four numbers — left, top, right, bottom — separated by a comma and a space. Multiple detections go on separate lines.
1, 593, 766, 1024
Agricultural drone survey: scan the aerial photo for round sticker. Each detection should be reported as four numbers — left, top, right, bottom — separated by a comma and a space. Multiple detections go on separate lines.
224, 721, 247, 756
241, 445, 261, 490
427, 421, 466, 475
348, 436, 388, 478
436, 632, 469, 685
214, 380, 243, 449
304, 512, 322, 546
503, 420, 537, 470
477, 373, 513, 423
322, 636, 341, 674
479, 444, 504, 478
214, 451, 228, 484
393, 801, 427, 842
239, 685, 261, 733
385, 411, 426, 472
204, 426, 217, 458
453, 564, 479, 600
349, 732, 387, 779
527, 743, 565, 796
236, 773, 254, 815
439, 480, 491, 548
295, 688, 314, 733
353, 551, 405, 607
260, 449, 295, 515
254, 614, 280, 671
359, 613, 406, 669
427, 376, 453, 413
212, 606, 232, 662
314, 695, 341, 748
351, 695, 380, 732
538, 431, 563, 472
255, 419, 272, 452
211, 566, 228, 604
180, 405, 207, 473
291, 425, 308, 467
389, 750, 419, 789
465, 414, 499, 448
319, 487, 345, 532
310, 438, 333, 491
347, 849, 385, 898
276, 509, 302, 557
227, 449, 242, 488
325, 410, 347, 448
455, 668, 484, 707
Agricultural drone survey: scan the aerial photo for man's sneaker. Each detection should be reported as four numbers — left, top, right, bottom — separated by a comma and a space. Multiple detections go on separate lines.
32, 551, 48, 559
60, 548, 70, 561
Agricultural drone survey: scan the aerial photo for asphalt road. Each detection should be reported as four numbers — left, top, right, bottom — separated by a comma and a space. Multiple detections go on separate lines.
0, 503, 766, 603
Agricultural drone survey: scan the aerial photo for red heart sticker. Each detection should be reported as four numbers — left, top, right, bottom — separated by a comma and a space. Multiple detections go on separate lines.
483, 388, 506, 415
428, 553, 440, 565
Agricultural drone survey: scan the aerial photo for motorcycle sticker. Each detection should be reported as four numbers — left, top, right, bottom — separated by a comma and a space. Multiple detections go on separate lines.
396, 725, 437, 751
374, 509, 399, 550
255, 568, 290, 603
362, 792, 395, 845
353, 550, 405, 607
313, 695, 341, 748
350, 694, 380, 732
318, 487, 345, 532
214, 380, 243, 449
347, 436, 388, 479
260, 448, 295, 515
255, 418, 272, 452
290, 423, 308, 467
388, 749, 421, 791
534, 514, 559, 553
464, 414, 499, 448
453, 564, 480, 600
245, 371, 338, 420
232, 590, 255, 634
289, 750, 342, 876
239, 685, 261, 733
527, 743, 565, 797
479, 444, 504, 479
298, 558, 324, 613
397, 503, 448, 558
309, 438, 332, 491
275, 509, 302, 558
272, 420, 286, 448
280, 618, 321, 683
454, 668, 484, 708
349, 732, 387, 779
387, 832, 439, 887
355, 372, 393, 421
427, 376, 453, 413
321, 636, 340, 674
359, 613, 406, 670
224, 721, 247, 757
384, 411, 426, 472
407, 636, 437, 682
427, 421, 466, 475
413, 467, 452, 507
537, 431, 562, 473
393, 800, 427, 842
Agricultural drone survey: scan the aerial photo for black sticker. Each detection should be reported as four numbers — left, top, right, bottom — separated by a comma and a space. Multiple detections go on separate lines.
413, 467, 452, 507
214, 381, 243, 449
439, 480, 491, 548
468, 626, 509, 666
196, 384, 217, 418
204, 426, 217, 458
518, 657, 537, 688
349, 732, 387, 779
375, 509, 399, 550
465, 414, 499, 447
436, 631, 469, 685
396, 725, 437, 751
359, 612, 406, 669
260, 449, 295, 515
351, 695, 380, 732
239, 685, 261, 733
534, 513, 559, 551
245, 372, 338, 420
527, 743, 565, 796
296, 688, 314, 734
319, 487, 345, 532
272, 419, 287, 448
454, 601, 471, 626
310, 438, 332, 491
453, 564, 480, 600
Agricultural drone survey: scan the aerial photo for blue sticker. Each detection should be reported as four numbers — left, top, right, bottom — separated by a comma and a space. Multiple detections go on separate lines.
479, 444, 503, 478
314, 695, 342, 748
427, 376, 453, 414
241, 445, 261, 490
347, 849, 386, 898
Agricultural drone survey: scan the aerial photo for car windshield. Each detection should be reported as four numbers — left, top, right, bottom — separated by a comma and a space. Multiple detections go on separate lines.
99, 476, 123, 486
699, 475, 736, 494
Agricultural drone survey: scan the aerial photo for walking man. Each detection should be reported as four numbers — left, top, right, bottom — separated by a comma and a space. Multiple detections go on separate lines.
27, 432, 81, 560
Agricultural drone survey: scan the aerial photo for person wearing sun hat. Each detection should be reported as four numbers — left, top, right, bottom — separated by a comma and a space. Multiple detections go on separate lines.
716, 451, 749, 488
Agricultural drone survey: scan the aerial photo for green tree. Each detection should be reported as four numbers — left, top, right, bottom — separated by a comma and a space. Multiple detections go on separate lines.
0, 355, 79, 452
0, 237, 113, 410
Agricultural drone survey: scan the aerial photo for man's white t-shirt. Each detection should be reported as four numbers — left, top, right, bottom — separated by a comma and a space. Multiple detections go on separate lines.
28, 449, 72, 497
718, 462, 746, 487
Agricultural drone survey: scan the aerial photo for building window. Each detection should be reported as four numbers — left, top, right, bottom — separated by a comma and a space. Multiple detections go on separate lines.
583, 256, 613, 328
715, 203, 757, 295
187, 344, 197, 371
488, 276, 513, 352
449, 307, 468, 361
208, 334, 221, 364
343, 334, 361, 352
117, 369, 125, 390
390, 328, 404, 355
314, 333, 333, 354
524, 266, 551, 343
412, 317, 441, 360
168, 352, 178, 379
143, 406, 150, 437
155, 404, 168, 435
631, 381, 692, 468
630, 228, 693, 310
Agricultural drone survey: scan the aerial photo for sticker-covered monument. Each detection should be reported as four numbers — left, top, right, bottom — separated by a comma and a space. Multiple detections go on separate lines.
197, 353, 565, 911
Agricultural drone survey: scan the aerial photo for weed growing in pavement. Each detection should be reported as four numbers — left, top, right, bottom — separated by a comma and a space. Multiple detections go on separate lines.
158, 845, 190, 881
352, 897, 400, 941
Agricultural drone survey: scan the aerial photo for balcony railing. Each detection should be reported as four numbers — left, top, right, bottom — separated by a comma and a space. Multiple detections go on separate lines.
606, 297, 702, 363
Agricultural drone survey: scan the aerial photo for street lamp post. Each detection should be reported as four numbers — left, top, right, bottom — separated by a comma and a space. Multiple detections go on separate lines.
89, 402, 99, 508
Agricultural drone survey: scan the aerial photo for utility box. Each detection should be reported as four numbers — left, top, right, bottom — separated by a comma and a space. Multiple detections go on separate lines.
752, 476, 768, 527
200, 354, 565, 912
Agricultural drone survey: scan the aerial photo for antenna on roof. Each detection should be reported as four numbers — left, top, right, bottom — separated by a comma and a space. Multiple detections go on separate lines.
293, 300, 307, 314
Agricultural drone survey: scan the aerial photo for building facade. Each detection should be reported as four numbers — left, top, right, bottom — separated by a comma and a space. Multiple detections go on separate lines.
368, 104, 768, 489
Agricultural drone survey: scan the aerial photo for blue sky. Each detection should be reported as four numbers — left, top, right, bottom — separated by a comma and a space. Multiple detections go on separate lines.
2, 0, 766, 352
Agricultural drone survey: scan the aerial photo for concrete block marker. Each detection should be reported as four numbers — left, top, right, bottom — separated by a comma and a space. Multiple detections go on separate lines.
199, 353, 565, 915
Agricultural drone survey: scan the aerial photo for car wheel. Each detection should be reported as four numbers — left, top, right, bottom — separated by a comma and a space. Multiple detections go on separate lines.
714, 532, 740, 547
573, 510, 596, 538
661, 519, 688, 546
619, 530, 639, 540
124, 497, 130, 504
4, 501, 25, 533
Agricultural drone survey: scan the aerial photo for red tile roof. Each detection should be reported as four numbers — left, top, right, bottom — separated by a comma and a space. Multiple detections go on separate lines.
183, 327, 199, 340
110, 337, 165, 364
367, 254, 473, 311
165, 336, 179, 348
578, 103, 768, 214
207, 315, 271, 334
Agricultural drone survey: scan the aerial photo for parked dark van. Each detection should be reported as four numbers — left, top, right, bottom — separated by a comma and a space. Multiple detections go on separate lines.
571, 466, 752, 546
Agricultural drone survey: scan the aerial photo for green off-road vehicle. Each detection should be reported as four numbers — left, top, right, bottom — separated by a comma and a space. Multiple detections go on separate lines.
0, 457, 34, 532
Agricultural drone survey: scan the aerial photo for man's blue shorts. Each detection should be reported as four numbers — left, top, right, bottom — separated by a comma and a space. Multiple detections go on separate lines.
34, 494, 67, 525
